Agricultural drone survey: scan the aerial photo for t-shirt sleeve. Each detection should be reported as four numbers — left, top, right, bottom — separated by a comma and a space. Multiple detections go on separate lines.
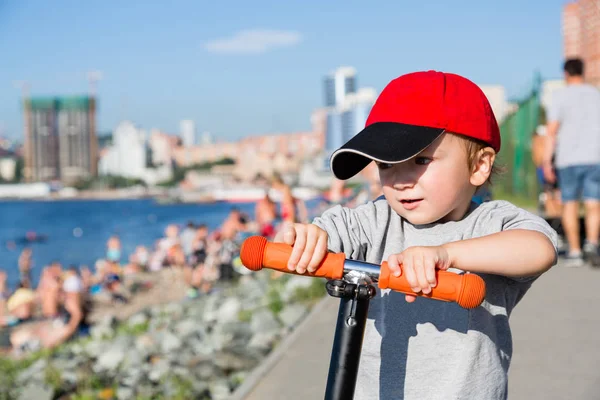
312, 202, 377, 261
475, 201, 559, 281
547, 91, 563, 123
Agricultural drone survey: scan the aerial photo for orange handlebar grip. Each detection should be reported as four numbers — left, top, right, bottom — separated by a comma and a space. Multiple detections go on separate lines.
378, 262, 486, 309
240, 236, 345, 280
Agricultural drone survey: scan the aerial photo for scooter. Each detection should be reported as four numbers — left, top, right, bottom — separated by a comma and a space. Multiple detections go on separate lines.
239, 236, 486, 400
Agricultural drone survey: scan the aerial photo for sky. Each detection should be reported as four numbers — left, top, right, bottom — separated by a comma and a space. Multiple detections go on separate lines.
0, 0, 568, 142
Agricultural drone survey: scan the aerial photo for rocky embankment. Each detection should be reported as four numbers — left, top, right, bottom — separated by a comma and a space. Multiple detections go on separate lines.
1, 273, 326, 400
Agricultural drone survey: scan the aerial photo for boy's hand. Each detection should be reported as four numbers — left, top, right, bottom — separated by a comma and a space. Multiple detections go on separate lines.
274, 223, 329, 274
387, 246, 452, 303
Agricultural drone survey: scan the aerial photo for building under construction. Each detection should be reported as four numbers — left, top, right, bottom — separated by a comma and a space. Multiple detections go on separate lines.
23, 96, 97, 184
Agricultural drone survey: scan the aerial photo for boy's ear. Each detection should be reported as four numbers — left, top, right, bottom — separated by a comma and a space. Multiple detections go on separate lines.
470, 147, 496, 186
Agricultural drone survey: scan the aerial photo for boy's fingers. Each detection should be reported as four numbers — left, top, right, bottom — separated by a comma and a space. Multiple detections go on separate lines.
403, 256, 420, 293
414, 255, 431, 294
296, 227, 318, 274
387, 254, 402, 277
287, 225, 306, 271
307, 232, 328, 273
274, 222, 292, 243
283, 223, 297, 245
405, 294, 417, 303
425, 258, 437, 287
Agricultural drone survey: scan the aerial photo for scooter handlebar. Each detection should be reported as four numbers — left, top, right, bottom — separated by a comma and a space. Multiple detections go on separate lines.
240, 236, 485, 309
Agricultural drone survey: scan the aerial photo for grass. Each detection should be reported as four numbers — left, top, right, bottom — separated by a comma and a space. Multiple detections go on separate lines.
115, 321, 150, 336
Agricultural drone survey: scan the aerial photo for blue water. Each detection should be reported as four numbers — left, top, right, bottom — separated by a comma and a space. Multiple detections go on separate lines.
0, 199, 261, 289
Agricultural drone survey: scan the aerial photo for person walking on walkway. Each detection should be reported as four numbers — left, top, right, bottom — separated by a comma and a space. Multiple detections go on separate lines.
544, 58, 600, 267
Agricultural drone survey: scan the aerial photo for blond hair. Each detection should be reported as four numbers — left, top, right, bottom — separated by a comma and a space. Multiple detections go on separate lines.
450, 133, 500, 185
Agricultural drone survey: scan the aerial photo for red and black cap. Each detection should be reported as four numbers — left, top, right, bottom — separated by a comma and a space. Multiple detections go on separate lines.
330, 71, 501, 180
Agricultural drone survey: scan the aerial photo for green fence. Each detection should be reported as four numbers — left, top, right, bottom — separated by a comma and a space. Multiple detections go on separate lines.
494, 73, 542, 204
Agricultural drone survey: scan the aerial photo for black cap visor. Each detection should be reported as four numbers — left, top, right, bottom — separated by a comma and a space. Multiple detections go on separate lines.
330, 122, 445, 180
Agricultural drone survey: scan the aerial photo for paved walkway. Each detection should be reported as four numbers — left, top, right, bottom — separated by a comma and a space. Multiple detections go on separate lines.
236, 262, 600, 400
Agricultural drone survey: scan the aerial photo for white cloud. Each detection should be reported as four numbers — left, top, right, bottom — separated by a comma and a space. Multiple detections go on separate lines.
204, 29, 302, 55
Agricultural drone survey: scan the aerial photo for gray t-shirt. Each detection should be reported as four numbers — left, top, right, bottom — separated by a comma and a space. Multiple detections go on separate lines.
313, 199, 557, 400
547, 83, 600, 168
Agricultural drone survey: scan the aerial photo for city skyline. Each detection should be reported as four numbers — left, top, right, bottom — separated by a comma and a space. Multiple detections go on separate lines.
0, 0, 568, 141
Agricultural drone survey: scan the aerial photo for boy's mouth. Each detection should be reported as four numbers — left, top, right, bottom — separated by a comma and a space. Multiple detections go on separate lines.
400, 199, 423, 203
399, 198, 423, 210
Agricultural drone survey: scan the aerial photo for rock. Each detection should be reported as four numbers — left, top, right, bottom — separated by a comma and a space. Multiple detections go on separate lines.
90, 324, 114, 340
162, 302, 185, 319
279, 303, 308, 328
148, 359, 170, 383
191, 380, 210, 396
213, 350, 260, 371
120, 369, 143, 388
211, 322, 252, 350
248, 331, 279, 351
161, 331, 183, 353
128, 312, 148, 327
187, 337, 213, 357
17, 359, 47, 384
282, 276, 315, 302
250, 309, 281, 334
174, 319, 200, 339
209, 379, 232, 400
122, 348, 145, 371
229, 371, 248, 389
136, 384, 154, 398
90, 315, 117, 339
202, 295, 220, 323
84, 340, 108, 358
18, 384, 54, 400
117, 386, 135, 400
69, 343, 85, 356
61, 371, 78, 385
135, 334, 158, 358
216, 297, 242, 324
172, 366, 192, 379
239, 276, 269, 303
192, 360, 224, 380
95, 347, 125, 372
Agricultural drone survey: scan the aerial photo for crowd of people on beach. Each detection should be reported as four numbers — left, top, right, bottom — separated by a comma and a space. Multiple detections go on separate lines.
0, 176, 345, 356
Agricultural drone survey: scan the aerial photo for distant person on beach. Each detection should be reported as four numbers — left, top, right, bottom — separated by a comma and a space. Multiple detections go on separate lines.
180, 221, 196, 261
0, 271, 9, 318
17, 248, 33, 289
255, 193, 278, 239
219, 208, 247, 241
11, 266, 87, 351
544, 58, 600, 267
271, 173, 297, 223
38, 261, 62, 318
106, 236, 122, 263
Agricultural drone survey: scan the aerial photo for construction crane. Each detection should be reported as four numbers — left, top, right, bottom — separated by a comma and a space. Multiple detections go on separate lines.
87, 70, 103, 96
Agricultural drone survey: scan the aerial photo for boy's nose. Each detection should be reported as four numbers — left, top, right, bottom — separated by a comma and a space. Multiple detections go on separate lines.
393, 180, 416, 190
391, 164, 418, 190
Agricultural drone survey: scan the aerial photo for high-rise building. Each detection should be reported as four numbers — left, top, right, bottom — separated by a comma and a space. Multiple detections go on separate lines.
23, 96, 97, 183
562, 1, 600, 86
180, 119, 196, 147
323, 67, 357, 107
99, 121, 147, 179
325, 88, 377, 159
99, 122, 173, 186
563, 2, 581, 58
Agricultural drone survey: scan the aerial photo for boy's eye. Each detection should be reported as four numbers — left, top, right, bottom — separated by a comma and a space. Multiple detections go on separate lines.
376, 162, 394, 170
415, 157, 432, 165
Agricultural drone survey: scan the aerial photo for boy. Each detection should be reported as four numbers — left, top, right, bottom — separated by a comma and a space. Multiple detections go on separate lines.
276, 71, 557, 399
